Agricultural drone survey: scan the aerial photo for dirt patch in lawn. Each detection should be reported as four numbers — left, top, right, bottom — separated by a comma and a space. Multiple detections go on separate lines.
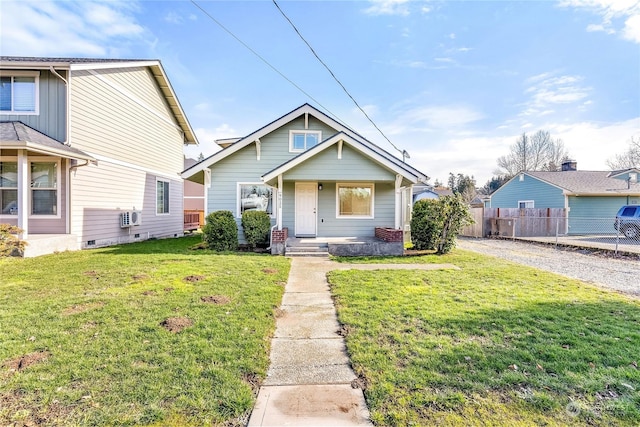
83, 270, 100, 278
61, 302, 104, 316
142, 290, 158, 296
160, 317, 193, 333
3, 351, 50, 373
200, 295, 231, 305
261, 268, 278, 274
0, 390, 74, 426
132, 274, 150, 281
184, 275, 205, 283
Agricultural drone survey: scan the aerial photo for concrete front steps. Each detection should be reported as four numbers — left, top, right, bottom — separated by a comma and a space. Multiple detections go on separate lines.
285, 240, 329, 257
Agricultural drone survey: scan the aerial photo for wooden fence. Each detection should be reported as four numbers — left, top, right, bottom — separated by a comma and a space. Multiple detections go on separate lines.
460, 208, 568, 238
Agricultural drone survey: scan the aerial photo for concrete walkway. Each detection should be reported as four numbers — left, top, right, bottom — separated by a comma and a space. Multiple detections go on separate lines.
248, 257, 459, 426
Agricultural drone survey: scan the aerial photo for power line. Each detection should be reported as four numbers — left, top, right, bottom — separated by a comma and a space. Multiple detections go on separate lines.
190, 0, 341, 121
272, 0, 406, 157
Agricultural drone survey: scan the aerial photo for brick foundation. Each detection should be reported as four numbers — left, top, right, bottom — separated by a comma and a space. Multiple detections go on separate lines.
271, 227, 288, 243
375, 227, 403, 243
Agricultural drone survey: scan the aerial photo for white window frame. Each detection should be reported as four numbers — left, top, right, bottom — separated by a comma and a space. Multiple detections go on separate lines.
29, 157, 61, 218
336, 182, 375, 219
289, 130, 322, 153
237, 182, 276, 219
518, 200, 534, 209
156, 179, 170, 215
0, 157, 18, 218
0, 70, 40, 115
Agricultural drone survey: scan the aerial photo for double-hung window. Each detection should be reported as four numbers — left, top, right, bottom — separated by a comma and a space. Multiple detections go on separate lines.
0, 161, 18, 215
157, 180, 170, 214
518, 200, 534, 209
289, 130, 321, 152
0, 71, 39, 114
31, 161, 58, 215
336, 183, 374, 218
238, 183, 274, 217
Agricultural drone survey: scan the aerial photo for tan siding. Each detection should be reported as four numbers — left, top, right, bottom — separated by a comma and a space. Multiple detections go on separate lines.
69, 68, 184, 175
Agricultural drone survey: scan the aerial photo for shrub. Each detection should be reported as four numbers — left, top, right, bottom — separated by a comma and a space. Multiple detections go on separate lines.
0, 224, 27, 257
202, 210, 238, 251
411, 194, 473, 254
241, 210, 271, 249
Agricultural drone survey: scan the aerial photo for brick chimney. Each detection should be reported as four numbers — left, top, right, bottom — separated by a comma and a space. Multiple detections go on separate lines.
561, 160, 577, 171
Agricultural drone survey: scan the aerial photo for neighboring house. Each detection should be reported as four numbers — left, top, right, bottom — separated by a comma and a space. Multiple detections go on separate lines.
488, 161, 640, 233
0, 57, 197, 257
183, 157, 205, 231
182, 103, 427, 254
412, 184, 453, 203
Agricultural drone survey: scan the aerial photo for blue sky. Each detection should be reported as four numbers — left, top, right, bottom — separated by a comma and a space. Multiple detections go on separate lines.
1, 0, 638, 185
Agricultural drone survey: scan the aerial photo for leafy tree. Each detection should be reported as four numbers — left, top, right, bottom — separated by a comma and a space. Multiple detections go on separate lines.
497, 130, 569, 176
607, 136, 640, 170
197, 152, 205, 161
447, 173, 476, 202
411, 194, 474, 254
480, 175, 510, 195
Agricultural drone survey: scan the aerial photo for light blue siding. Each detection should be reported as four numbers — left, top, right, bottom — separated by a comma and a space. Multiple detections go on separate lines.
490, 174, 565, 208
284, 144, 396, 181
567, 196, 628, 234
0, 70, 67, 141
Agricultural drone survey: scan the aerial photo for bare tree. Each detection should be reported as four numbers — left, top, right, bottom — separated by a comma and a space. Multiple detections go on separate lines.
496, 130, 570, 176
607, 136, 640, 170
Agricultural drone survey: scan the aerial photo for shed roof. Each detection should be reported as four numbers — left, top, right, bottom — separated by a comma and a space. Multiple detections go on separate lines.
526, 170, 640, 195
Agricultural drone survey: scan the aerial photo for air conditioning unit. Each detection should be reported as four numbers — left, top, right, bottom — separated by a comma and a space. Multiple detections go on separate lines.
120, 210, 142, 228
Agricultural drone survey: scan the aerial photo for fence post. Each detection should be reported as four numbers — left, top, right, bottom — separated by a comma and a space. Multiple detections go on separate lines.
615, 218, 620, 255
555, 217, 559, 248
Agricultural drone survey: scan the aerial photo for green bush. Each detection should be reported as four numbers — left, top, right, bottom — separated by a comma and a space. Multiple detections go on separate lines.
202, 210, 238, 251
411, 194, 473, 254
0, 224, 27, 257
241, 210, 271, 249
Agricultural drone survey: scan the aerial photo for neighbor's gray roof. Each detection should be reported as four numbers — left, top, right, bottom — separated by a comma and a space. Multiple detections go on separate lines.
0, 122, 95, 161
527, 170, 640, 195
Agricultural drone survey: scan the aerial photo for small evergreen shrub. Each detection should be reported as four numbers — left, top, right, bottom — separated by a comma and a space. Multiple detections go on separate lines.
411, 194, 474, 254
202, 210, 238, 251
241, 210, 271, 249
0, 224, 27, 257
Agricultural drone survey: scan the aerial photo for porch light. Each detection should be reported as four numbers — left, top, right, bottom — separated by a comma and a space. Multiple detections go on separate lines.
318, 183, 323, 191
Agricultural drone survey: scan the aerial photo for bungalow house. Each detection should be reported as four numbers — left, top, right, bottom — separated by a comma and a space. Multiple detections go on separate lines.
0, 57, 198, 256
182, 104, 428, 255
488, 161, 640, 233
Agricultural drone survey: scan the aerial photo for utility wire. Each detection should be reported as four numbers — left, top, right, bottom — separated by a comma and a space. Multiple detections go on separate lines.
272, 0, 406, 158
190, 0, 341, 121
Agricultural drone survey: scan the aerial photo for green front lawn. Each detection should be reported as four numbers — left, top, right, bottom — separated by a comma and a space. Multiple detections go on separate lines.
0, 236, 290, 426
329, 250, 640, 426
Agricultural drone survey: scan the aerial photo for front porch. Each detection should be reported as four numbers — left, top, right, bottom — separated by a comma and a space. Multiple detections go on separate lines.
272, 226, 405, 257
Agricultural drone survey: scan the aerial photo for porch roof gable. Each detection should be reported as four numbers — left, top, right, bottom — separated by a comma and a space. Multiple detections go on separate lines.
261, 131, 424, 185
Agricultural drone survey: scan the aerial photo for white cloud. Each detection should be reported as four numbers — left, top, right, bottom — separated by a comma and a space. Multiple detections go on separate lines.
559, 0, 640, 43
363, 0, 411, 16
183, 124, 236, 160
385, 105, 484, 135
0, 0, 149, 57
521, 73, 591, 117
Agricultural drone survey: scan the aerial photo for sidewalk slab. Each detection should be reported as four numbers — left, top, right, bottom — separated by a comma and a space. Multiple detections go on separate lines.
274, 305, 340, 339
248, 384, 372, 426
281, 292, 334, 306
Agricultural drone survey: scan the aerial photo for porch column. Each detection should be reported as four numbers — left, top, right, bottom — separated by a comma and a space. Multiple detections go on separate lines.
277, 174, 283, 230
394, 174, 402, 229
17, 150, 29, 239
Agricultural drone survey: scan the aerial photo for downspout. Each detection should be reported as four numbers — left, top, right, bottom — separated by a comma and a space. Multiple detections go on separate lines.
49, 66, 70, 146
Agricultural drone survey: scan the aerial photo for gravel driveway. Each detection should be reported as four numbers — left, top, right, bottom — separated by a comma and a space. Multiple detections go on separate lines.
457, 237, 640, 298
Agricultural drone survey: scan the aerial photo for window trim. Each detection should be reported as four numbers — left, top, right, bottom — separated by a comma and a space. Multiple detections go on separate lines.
0, 157, 18, 218
336, 182, 375, 219
29, 157, 61, 219
156, 179, 170, 215
237, 182, 276, 219
289, 130, 322, 153
0, 70, 40, 115
518, 200, 534, 209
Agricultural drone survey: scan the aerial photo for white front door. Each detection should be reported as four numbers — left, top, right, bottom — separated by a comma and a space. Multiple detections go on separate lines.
295, 182, 317, 236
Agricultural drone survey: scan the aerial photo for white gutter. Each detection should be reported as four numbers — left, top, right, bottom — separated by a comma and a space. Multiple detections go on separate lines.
49, 66, 71, 146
